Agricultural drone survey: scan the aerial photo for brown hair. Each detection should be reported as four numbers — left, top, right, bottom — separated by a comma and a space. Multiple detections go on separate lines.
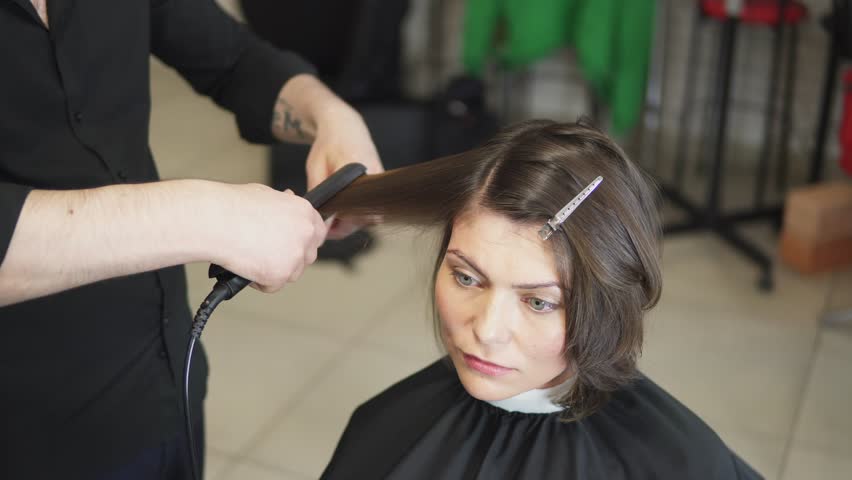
321, 119, 662, 421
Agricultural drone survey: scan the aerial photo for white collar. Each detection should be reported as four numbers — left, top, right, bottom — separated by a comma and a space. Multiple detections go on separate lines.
486, 376, 574, 414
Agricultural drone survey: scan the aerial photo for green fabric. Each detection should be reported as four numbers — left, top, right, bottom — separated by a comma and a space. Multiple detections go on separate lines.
462, 0, 655, 135
463, 0, 575, 75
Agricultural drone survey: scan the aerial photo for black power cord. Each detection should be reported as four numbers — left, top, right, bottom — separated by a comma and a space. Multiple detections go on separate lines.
183, 283, 230, 480
182, 163, 366, 480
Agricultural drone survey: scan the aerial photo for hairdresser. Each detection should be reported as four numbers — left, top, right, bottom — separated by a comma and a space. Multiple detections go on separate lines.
0, 1, 382, 478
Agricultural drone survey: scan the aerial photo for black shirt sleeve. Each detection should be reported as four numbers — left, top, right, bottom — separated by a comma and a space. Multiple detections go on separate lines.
149, 0, 318, 144
0, 182, 33, 266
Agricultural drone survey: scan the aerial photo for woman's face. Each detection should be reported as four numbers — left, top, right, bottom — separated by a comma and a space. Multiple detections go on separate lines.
435, 208, 572, 401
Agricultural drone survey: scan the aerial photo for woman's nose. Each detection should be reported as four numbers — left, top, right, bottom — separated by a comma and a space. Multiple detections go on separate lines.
472, 292, 512, 345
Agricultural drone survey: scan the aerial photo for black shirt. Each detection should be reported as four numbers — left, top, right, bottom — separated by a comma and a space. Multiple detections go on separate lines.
0, 1, 314, 477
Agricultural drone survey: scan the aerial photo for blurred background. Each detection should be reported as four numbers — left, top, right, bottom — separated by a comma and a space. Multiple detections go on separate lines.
149, 1, 852, 478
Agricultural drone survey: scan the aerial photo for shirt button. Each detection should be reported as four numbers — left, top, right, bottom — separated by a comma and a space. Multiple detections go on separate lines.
117, 170, 128, 181
73, 111, 83, 123
158, 349, 168, 359
162, 316, 170, 326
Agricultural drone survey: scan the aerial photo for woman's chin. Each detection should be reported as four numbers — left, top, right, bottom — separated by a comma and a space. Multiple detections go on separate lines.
455, 367, 520, 402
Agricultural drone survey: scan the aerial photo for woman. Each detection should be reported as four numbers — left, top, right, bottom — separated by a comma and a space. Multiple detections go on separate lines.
318, 120, 761, 479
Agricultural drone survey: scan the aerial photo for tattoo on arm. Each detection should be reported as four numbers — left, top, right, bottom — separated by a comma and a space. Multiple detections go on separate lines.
273, 98, 306, 140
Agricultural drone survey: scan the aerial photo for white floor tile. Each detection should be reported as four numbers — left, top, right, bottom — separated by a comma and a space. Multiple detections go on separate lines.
201, 313, 346, 454
360, 272, 444, 363
149, 58, 196, 105
150, 88, 242, 174
718, 429, 786, 480
186, 231, 425, 342
218, 460, 311, 480
788, 330, 852, 455
660, 234, 829, 325
245, 346, 428, 478
782, 445, 852, 480
204, 450, 233, 480
640, 299, 816, 439
825, 271, 852, 311
159, 137, 270, 185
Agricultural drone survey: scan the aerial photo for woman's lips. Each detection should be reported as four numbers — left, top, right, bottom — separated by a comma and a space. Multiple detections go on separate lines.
462, 353, 513, 377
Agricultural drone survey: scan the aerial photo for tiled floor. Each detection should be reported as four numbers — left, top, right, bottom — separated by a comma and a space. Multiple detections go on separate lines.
149, 56, 852, 479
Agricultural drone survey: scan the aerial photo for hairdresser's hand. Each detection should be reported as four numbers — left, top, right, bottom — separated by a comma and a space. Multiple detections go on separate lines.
212, 184, 327, 293
305, 104, 384, 239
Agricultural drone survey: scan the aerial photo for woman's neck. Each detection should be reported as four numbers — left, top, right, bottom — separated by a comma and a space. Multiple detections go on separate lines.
486, 376, 574, 414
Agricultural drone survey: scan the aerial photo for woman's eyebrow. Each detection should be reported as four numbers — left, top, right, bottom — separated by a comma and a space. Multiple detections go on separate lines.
512, 281, 562, 290
446, 249, 562, 290
447, 249, 489, 280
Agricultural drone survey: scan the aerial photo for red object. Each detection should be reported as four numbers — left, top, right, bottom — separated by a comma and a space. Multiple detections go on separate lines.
840, 69, 852, 176
700, 0, 808, 24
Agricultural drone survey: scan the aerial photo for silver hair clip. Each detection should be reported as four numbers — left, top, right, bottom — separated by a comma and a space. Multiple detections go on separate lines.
538, 176, 603, 240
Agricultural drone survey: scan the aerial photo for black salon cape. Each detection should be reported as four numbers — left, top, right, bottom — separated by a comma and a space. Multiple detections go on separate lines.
321, 359, 762, 479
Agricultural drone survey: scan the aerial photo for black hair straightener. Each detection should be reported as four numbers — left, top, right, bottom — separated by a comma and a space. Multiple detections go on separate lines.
183, 163, 367, 480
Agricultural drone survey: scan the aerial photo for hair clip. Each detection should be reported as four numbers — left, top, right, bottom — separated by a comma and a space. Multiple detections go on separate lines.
538, 176, 603, 240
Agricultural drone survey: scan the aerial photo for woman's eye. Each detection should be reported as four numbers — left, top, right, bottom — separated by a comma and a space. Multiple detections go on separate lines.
526, 297, 556, 312
453, 272, 477, 287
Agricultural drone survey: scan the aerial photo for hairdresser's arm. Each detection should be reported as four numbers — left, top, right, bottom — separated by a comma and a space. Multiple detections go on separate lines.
271, 74, 382, 182
271, 75, 384, 237
0, 180, 326, 307
150, 0, 384, 187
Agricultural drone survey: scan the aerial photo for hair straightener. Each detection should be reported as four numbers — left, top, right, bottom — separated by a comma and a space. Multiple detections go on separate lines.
183, 163, 367, 480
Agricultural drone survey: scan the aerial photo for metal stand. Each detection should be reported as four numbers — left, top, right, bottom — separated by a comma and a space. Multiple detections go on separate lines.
664, 2, 801, 291
809, 3, 847, 183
